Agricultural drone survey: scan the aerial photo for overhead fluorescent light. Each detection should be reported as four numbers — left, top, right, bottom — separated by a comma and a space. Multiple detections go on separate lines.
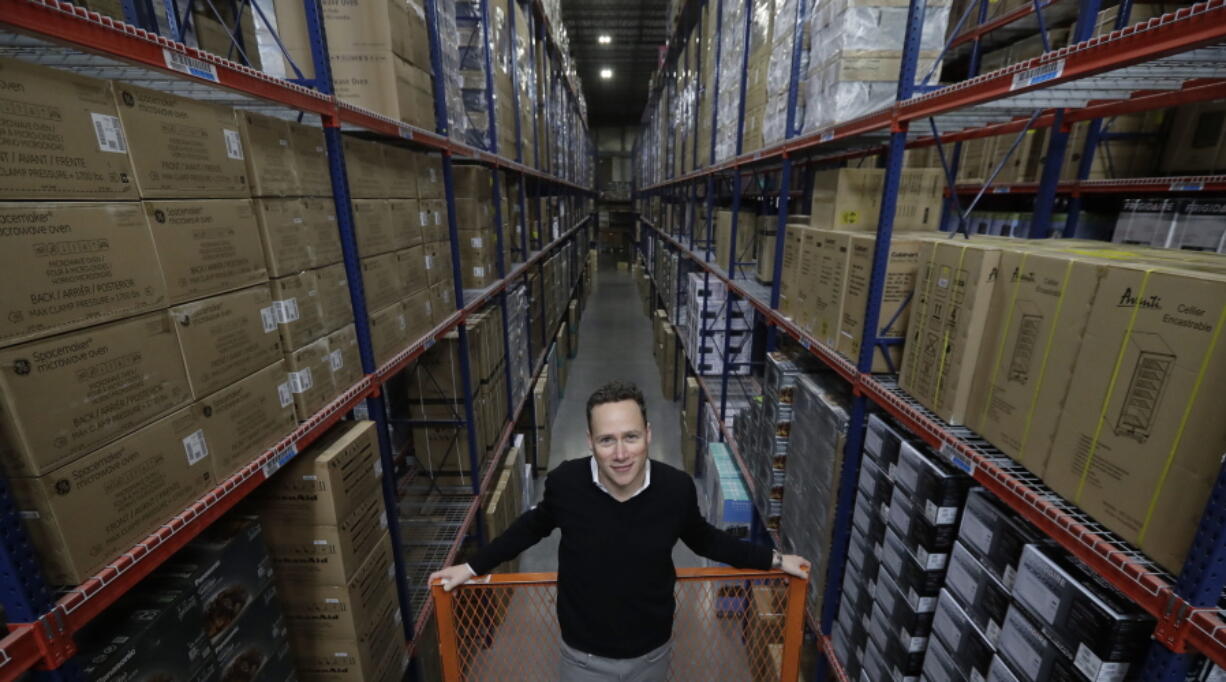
598, 34, 612, 44
600, 68, 613, 79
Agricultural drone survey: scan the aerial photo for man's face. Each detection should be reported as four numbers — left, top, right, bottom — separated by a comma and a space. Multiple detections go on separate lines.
587, 399, 651, 495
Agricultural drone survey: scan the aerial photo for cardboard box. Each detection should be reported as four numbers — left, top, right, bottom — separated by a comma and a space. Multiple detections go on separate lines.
777, 224, 808, 319
966, 250, 1107, 472
261, 494, 386, 586
271, 269, 330, 351
285, 336, 336, 417
0, 312, 191, 477
288, 120, 333, 197
899, 239, 1002, 425
341, 136, 390, 199
714, 209, 756, 271
315, 261, 356, 333
327, 323, 364, 391
197, 360, 296, 481
389, 199, 424, 249
144, 199, 269, 304
239, 110, 299, 197
306, 197, 343, 265
453, 165, 493, 199
353, 199, 398, 257
382, 145, 418, 198
256, 198, 325, 277
212, 584, 296, 682
1160, 101, 1226, 174
278, 536, 396, 641
804, 229, 850, 345
368, 300, 409, 366
420, 199, 447, 242
112, 82, 249, 198
403, 286, 435, 341
11, 407, 213, 584
170, 285, 283, 397
1044, 264, 1226, 571
0, 202, 167, 348
79, 584, 216, 682
809, 168, 944, 232
416, 152, 444, 199
837, 233, 926, 372
288, 599, 404, 682
361, 251, 403, 312
256, 420, 381, 525
0, 58, 138, 200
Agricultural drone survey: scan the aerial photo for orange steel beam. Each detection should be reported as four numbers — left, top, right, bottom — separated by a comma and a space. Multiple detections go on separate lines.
431, 580, 462, 682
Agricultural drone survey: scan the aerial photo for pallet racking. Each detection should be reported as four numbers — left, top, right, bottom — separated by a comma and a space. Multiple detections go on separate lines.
0, 0, 594, 678
633, 0, 1226, 679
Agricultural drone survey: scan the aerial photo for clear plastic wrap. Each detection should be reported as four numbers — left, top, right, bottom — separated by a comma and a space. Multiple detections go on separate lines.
715, 0, 746, 162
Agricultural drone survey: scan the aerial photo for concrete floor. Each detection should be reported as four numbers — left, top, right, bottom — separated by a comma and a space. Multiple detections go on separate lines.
518, 265, 702, 572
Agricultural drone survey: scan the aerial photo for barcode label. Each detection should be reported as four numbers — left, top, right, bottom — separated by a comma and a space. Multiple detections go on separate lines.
474, 266, 486, 277
1169, 182, 1205, 191
223, 128, 244, 160
313, 539, 329, 545
277, 381, 293, 408
278, 138, 289, 147
398, 315, 407, 331
91, 112, 128, 153
380, 511, 389, 528
1010, 59, 1064, 90
289, 368, 313, 393
261, 442, 298, 478
374, 461, 383, 479
273, 298, 300, 323
260, 306, 278, 333
419, 211, 428, 227
425, 255, 434, 269
471, 236, 484, 248
182, 429, 209, 466
328, 349, 344, 372
163, 48, 219, 81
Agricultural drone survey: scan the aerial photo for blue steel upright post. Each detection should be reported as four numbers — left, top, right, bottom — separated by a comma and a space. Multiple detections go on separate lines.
817, 0, 927, 676
304, 0, 414, 642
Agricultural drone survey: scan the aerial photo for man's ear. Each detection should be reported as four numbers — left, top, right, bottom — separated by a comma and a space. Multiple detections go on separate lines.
645, 422, 652, 446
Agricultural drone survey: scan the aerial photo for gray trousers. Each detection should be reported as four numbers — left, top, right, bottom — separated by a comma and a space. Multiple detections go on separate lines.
558, 639, 672, 682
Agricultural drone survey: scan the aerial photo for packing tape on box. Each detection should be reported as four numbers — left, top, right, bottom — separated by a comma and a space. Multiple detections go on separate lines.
1138, 300, 1226, 542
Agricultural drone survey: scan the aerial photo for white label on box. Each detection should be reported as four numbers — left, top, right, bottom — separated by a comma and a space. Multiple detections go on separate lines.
313, 539, 329, 545
471, 236, 484, 248
325, 598, 340, 604
1074, 644, 1128, 682
474, 266, 485, 277
388, 563, 395, 578
420, 211, 428, 227
334, 652, 349, 658
278, 138, 289, 147
162, 48, 219, 81
394, 609, 403, 624
289, 368, 313, 393
277, 381, 293, 408
425, 255, 435, 269
925, 501, 960, 525
302, 475, 318, 481
960, 508, 994, 553
1010, 59, 1065, 90
260, 306, 278, 333
182, 429, 209, 466
1004, 565, 1017, 590
433, 211, 442, 226
292, 216, 304, 224
328, 349, 344, 372
381, 511, 388, 528
91, 112, 128, 153
273, 298, 300, 323
223, 128, 244, 160
908, 635, 927, 653
398, 314, 407, 331
19, 510, 39, 519
374, 460, 383, 478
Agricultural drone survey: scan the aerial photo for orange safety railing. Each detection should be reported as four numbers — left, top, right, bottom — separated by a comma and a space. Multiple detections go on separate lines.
431, 568, 807, 681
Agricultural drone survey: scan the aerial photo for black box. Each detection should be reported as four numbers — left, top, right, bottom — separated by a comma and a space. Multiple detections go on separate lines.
988, 655, 1023, 682
154, 516, 275, 646
997, 604, 1084, 682
957, 488, 1047, 589
830, 621, 863, 681
892, 441, 973, 522
1011, 545, 1154, 678
878, 528, 944, 614
856, 457, 893, 513
79, 585, 217, 682
213, 584, 295, 682
931, 589, 993, 679
944, 542, 1011, 643
852, 487, 887, 546
839, 562, 874, 622
847, 524, 882, 587
860, 639, 893, 682
886, 485, 957, 569
921, 632, 967, 682
837, 589, 870, 651
874, 613, 927, 679
863, 414, 906, 473
872, 570, 933, 653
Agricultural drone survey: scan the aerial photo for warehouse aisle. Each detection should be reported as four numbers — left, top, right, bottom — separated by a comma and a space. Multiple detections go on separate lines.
518, 266, 702, 571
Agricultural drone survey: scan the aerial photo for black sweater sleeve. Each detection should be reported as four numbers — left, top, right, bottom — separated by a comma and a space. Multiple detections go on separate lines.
467, 472, 558, 575
678, 475, 773, 570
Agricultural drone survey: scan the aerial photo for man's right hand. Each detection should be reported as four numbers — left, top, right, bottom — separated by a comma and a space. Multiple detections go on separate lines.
429, 564, 477, 592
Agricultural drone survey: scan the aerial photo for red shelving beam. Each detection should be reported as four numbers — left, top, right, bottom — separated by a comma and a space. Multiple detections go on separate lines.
950, 175, 1226, 195
638, 219, 1226, 671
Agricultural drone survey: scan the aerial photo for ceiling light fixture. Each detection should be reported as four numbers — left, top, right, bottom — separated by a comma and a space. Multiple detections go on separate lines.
599, 68, 613, 79
598, 34, 612, 44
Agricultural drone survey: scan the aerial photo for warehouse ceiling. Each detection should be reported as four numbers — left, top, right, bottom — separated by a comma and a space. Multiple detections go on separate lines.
562, 0, 669, 126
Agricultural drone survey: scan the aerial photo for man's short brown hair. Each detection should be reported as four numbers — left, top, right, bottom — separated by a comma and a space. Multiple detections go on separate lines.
586, 380, 648, 432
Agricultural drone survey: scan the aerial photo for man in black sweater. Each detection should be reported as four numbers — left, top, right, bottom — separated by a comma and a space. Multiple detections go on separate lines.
430, 380, 809, 681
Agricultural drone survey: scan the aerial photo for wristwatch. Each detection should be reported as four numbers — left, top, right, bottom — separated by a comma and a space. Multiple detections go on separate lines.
771, 550, 783, 570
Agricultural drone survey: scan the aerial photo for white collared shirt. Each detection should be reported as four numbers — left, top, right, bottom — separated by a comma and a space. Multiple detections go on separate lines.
591, 455, 651, 500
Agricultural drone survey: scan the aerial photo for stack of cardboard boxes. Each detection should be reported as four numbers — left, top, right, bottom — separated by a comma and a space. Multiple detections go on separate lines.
685, 273, 753, 377
253, 421, 407, 682
275, 0, 435, 130
83, 0, 262, 71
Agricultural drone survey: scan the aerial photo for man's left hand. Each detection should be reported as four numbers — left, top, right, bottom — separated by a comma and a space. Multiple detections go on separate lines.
780, 554, 810, 580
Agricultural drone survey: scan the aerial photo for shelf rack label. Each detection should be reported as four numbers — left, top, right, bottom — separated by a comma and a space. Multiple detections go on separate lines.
261, 442, 299, 479
938, 441, 976, 476
162, 49, 220, 83
1169, 182, 1205, 191
1010, 59, 1065, 91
